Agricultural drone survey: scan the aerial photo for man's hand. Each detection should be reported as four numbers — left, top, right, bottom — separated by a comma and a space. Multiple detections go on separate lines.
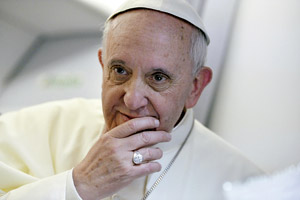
73, 117, 171, 200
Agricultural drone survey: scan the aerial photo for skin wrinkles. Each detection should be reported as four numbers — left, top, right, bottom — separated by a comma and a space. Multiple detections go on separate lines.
145, 70, 173, 92
109, 63, 176, 91
105, 56, 187, 129
100, 10, 197, 133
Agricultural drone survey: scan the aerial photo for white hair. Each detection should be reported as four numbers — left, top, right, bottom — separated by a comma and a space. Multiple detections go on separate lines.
190, 28, 208, 75
101, 18, 208, 76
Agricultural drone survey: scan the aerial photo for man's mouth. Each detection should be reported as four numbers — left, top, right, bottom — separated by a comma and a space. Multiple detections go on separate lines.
119, 112, 158, 132
120, 112, 157, 121
120, 113, 134, 122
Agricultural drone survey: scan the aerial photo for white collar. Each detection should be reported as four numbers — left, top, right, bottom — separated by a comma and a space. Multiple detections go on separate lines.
154, 109, 194, 152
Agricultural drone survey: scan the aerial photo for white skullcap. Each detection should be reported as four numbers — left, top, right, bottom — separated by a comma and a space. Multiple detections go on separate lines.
107, 0, 210, 44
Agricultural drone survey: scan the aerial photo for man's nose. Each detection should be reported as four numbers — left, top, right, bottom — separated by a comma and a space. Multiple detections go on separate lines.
123, 79, 148, 111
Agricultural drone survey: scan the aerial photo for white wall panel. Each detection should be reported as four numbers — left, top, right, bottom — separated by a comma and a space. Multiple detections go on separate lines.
0, 37, 102, 113
209, 0, 300, 172
193, 0, 238, 123
0, 18, 37, 93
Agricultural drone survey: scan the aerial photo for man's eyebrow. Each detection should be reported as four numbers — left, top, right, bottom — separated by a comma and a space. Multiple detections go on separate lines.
148, 68, 174, 77
152, 68, 172, 75
108, 59, 126, 66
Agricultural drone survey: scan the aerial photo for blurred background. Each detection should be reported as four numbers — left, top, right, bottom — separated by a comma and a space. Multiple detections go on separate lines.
0, 0, 299, 174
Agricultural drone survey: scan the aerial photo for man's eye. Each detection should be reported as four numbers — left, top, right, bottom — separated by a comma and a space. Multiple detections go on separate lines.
153, 74, 166, 82
108, 66, 130, 84
114, 66, 127, 75
147, 72, 171, 91
152, 73, 167, 82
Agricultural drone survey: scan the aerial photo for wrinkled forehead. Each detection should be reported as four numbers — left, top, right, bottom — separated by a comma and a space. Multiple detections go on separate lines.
104, 10, 194, 73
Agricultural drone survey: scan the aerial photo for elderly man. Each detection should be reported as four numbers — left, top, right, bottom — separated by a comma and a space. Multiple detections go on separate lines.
0, 0, 262, 199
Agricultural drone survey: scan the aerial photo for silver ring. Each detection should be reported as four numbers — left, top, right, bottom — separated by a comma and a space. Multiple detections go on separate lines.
132, 151, 143, 165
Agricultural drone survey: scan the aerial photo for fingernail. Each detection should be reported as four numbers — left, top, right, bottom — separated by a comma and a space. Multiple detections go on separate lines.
154, 119, 160, 127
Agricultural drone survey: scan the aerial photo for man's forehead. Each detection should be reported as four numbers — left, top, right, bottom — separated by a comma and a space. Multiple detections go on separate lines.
107, 0, 210, 44
107, 10, 192, 58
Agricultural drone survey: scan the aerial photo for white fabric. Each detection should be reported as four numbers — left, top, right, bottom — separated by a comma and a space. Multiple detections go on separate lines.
224, 163, 300, 200
109, 109, 263, 200
0, 98, 262, 199
146, 119, 262, 200
0, 98, 103, 199
107, 0, 210, 44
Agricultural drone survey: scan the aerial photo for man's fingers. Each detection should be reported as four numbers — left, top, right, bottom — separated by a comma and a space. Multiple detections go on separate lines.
133, 162, 162, 177
110, 117, 160, 138
125, 131, 171, 150
136, 147, 163, 163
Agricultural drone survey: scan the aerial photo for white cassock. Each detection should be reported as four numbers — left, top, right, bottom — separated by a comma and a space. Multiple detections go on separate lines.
0, 98, 262, 200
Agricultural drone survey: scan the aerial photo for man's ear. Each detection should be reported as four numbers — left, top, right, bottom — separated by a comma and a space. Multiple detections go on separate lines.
98, 49, 104, 69
185, 66, 213, 108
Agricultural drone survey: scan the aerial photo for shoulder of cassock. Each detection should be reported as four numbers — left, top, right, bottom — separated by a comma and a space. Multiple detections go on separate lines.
0, 98, 104, 193
190, 120, 263, 178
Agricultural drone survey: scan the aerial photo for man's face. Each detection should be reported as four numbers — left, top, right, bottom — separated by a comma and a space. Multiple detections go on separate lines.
100, 10, 201, 132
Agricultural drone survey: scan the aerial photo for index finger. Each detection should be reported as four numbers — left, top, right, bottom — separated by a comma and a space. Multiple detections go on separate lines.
109, 117, 160, 138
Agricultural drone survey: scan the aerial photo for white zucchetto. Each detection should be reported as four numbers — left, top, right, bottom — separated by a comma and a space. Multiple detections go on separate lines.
107, 0, 210, 44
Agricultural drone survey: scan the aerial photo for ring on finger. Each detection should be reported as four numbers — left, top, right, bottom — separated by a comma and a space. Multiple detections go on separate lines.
132, 151, 143, 165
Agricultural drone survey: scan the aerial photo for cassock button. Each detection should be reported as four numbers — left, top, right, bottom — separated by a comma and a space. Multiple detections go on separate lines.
111, 194, 121, 200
